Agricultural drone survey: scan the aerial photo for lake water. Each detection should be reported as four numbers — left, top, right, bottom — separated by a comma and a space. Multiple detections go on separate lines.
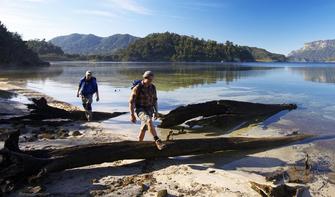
1, 62, 335, 147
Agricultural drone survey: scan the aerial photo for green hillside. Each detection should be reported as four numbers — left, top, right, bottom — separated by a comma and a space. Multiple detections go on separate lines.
50, 33, 139, 55
0, 21, 48, 66
117, 32, 286, 62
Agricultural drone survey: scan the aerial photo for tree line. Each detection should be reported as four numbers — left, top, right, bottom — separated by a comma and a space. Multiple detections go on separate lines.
0, 21, 47, 66
115, 32, 286, 62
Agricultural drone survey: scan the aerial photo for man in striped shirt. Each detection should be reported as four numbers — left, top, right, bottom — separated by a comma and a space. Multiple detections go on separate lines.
129, 71, 165, 150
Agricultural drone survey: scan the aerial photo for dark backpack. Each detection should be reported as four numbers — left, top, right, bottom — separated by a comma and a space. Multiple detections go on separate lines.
131, 79, 142, 89
131, 80, 144, 105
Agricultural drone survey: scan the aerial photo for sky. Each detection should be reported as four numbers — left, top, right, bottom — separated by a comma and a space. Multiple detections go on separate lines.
1, 0, 335, 55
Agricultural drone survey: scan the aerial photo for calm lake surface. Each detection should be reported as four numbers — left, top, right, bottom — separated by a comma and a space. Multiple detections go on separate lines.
1, 62, 335, 147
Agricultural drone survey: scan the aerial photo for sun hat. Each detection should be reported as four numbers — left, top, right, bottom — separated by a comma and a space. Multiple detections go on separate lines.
143, 70, 154, 78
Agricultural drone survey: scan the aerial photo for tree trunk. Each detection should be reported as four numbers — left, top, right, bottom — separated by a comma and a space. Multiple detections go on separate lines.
0, 97, 126, 125
0, 129, 311, 193
159, 100, 297, 129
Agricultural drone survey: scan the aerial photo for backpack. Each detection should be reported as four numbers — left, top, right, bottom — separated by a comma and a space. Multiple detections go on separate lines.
131, 79, 142, 89
80, 77, 97, 95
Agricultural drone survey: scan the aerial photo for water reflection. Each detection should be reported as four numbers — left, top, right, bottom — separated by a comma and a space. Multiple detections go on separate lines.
290, 67, 335, 84
0, 66, 63, 82
1, 62, 335, 90
117, 63, 276, 91
1, 62, 279, 91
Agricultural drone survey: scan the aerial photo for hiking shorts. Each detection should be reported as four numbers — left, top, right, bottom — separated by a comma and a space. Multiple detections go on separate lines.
136, 107, 154, 131
81, 94, 93, 111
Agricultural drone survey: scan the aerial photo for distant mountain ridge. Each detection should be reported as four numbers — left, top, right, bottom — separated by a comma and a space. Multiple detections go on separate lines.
49, 33, 139, 55
288, 39, 335, 61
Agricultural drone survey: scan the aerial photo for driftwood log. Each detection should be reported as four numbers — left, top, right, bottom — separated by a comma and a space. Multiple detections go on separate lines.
0, 129, 311, 194
0, 97, 126, 125
159, 100, 297, 130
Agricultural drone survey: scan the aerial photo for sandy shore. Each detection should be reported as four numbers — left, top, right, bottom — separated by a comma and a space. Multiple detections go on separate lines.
1, 78, 335, 196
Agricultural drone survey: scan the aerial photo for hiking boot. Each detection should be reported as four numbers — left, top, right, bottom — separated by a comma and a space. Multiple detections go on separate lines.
155, 139, 166, 150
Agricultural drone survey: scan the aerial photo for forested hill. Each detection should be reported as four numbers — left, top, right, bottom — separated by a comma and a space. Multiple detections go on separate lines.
0, 21, 48, 66
246, 47, 286, 62
26, 39, 64, 56
50, 33, 139, 55
116, 32, 286, 62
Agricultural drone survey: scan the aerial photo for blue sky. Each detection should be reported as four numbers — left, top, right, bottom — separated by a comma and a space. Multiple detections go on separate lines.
1, 0, 335, 55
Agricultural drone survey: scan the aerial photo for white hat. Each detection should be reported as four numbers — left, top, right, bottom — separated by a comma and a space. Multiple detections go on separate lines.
85, 70, 92, 76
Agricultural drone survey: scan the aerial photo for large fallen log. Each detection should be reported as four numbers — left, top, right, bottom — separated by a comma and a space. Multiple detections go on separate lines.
0, 97, 126, 124
159, 100, 297, 130
0, 129, 311, 193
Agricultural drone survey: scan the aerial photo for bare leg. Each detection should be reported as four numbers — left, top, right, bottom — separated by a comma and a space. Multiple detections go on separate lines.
146, 119, 165, 150
139, 125, 147, 141
146, 119, 158, 137
137, 112, 164, 150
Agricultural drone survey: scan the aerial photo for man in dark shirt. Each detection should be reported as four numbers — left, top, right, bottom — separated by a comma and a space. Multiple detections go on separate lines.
77, 70, 99, 121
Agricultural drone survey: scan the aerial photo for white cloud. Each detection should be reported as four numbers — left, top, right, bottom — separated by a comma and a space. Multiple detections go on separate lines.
0, 0, 153, 39
178, 1, 225, 12
20, 0, 46, 2
74, 9, 118, 18
106, 0, 152, 15
0, 0, 72, 39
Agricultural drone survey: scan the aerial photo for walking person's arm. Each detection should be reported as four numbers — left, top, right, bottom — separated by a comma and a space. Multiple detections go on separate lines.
77, 79, 83, 97
153, 102, 158, 120
95, 83, 99, 102
153, 86, 159, 120
96, 91, 99, 101
93, 78, 100, 102
129, 88, 137, 123
76, 87, 81, 97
